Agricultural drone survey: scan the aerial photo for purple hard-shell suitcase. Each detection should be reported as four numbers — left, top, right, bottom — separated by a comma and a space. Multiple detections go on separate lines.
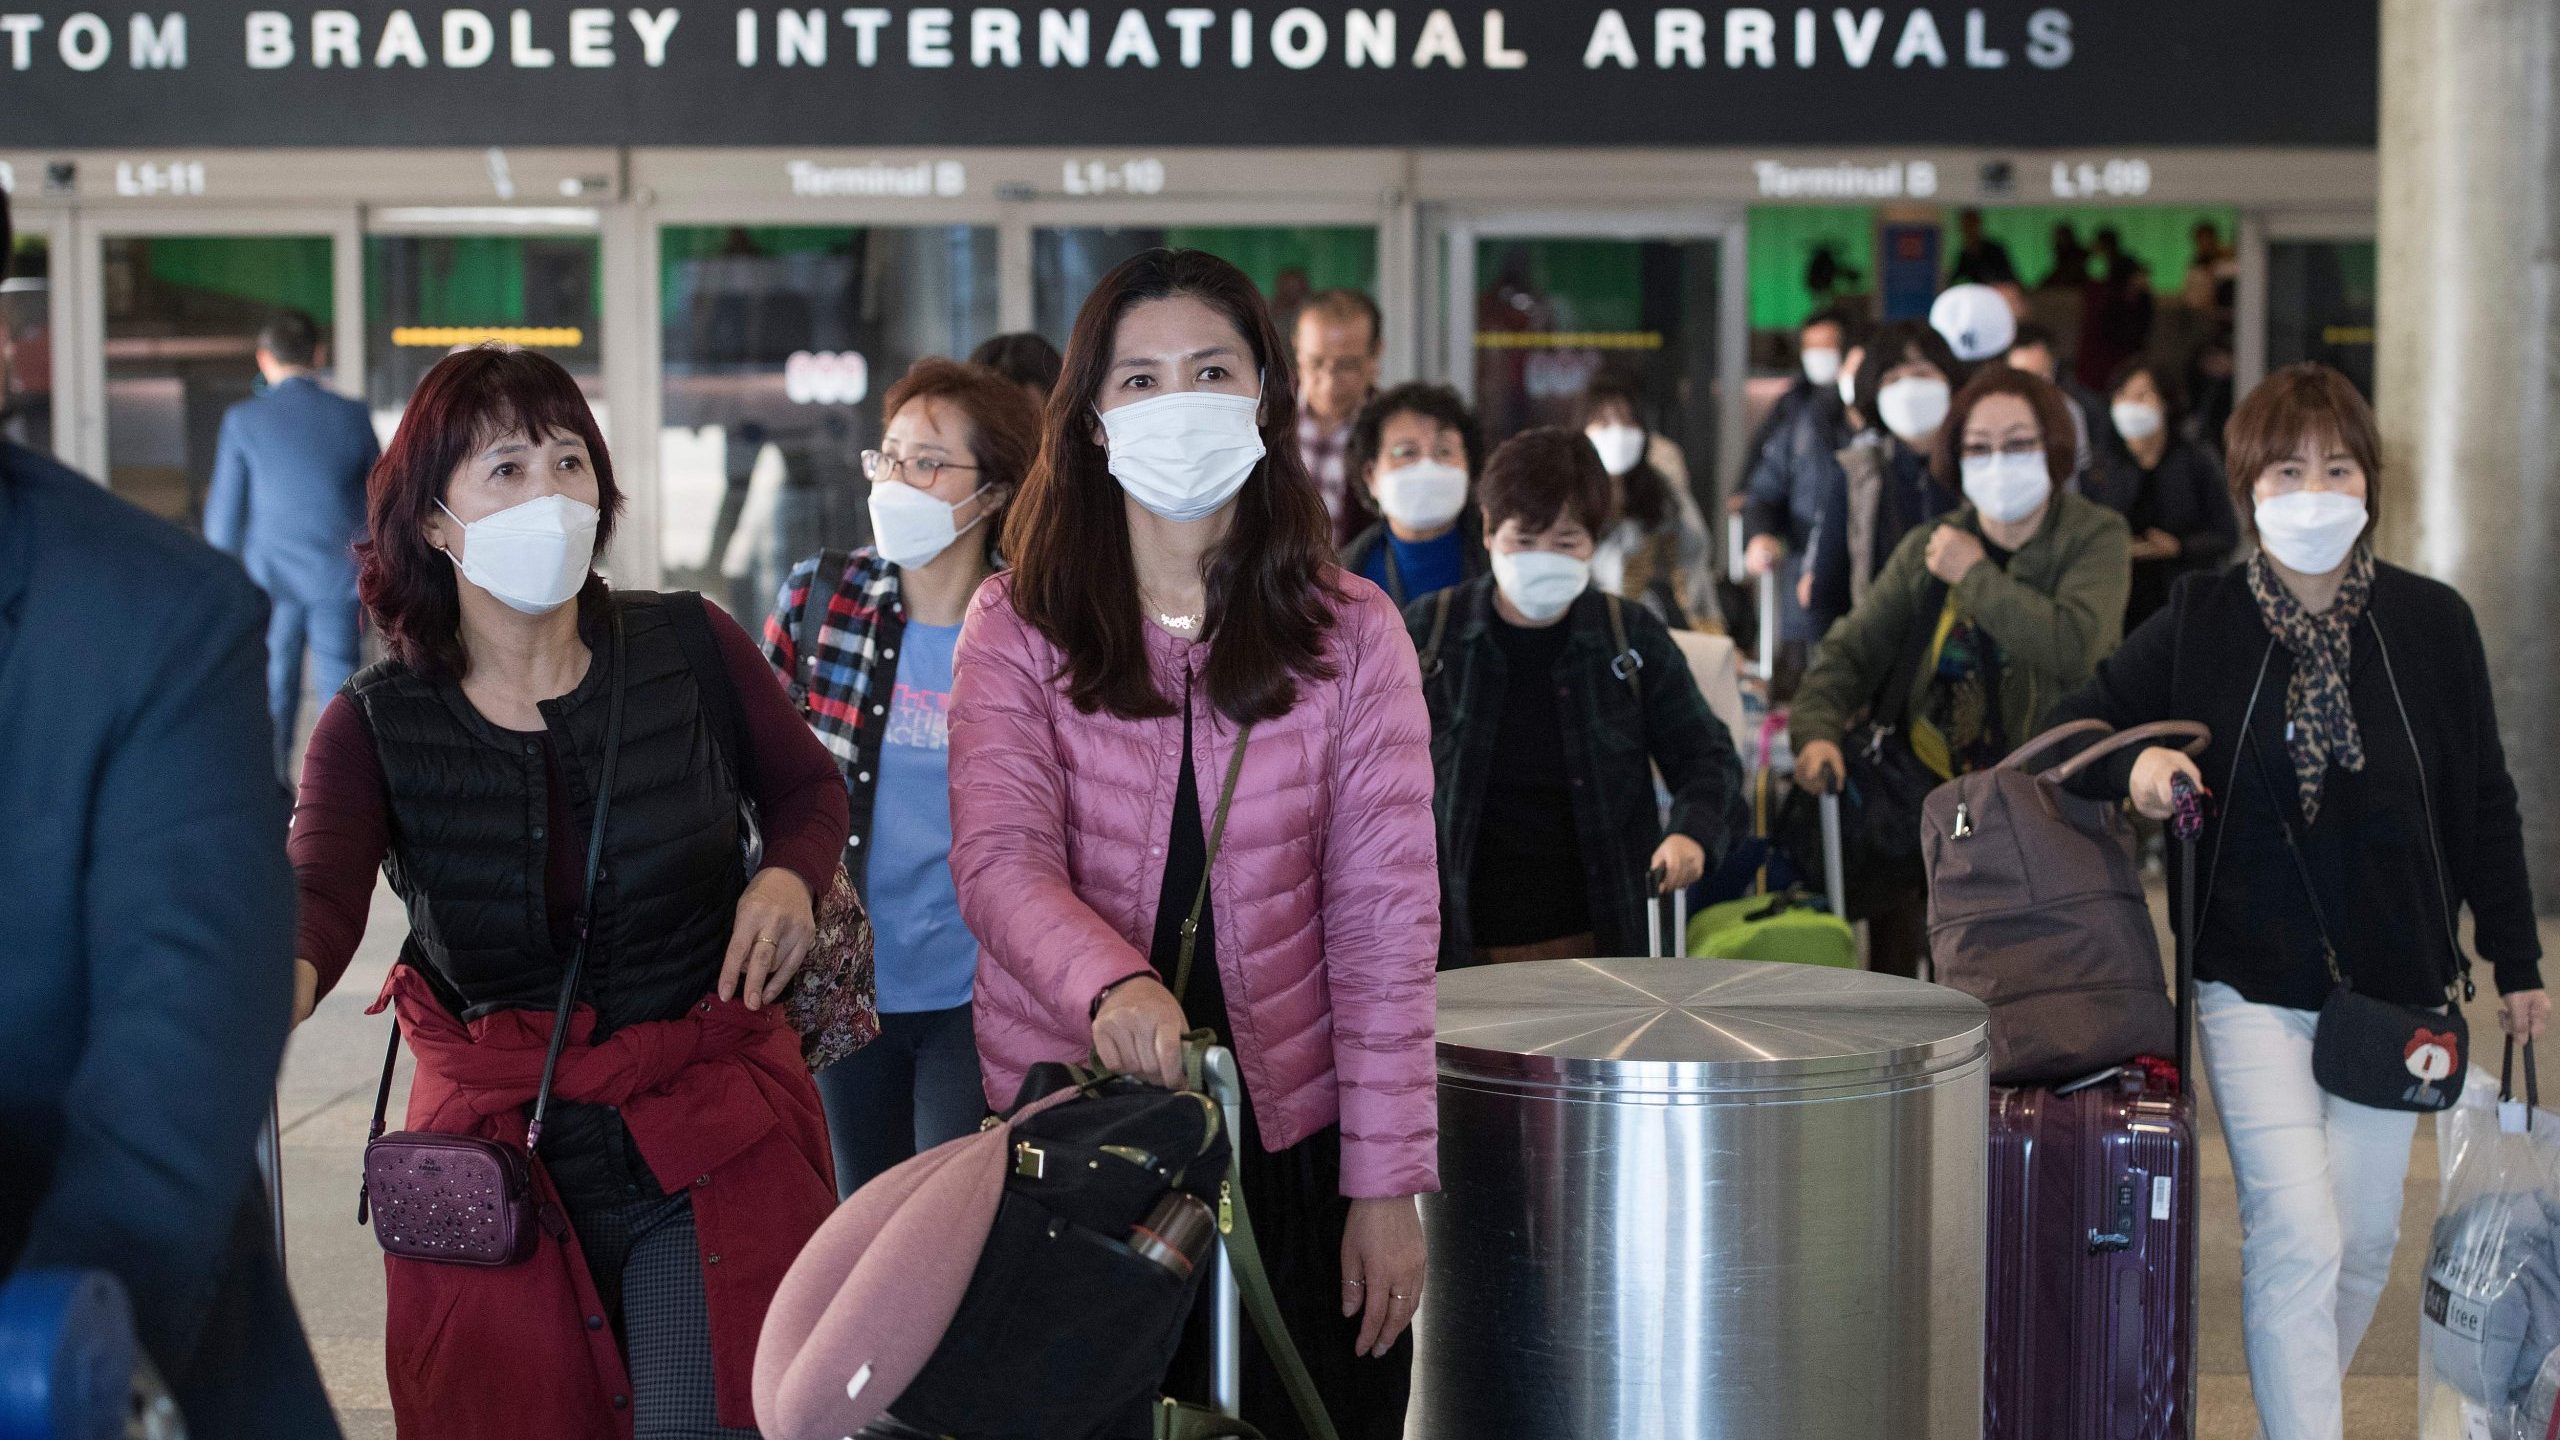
1981, 777, 2205, 1440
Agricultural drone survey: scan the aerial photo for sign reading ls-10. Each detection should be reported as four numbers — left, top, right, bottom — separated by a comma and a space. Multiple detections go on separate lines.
0, 4, 2376, 149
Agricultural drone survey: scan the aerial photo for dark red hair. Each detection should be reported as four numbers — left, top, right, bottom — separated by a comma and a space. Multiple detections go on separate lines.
356, 345, 620, 681
1001, 249, 1336, 724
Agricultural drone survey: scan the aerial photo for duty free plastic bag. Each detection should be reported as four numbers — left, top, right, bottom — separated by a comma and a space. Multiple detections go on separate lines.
2421, 1050, 2560, 1440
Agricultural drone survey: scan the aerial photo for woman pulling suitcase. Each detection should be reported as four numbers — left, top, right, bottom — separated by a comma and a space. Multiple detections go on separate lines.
947, 248, 1440, 1438
2051, 363, 2546, 1440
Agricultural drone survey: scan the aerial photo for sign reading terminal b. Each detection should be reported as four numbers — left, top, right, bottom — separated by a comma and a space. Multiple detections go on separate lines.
0, 4, 2378, 150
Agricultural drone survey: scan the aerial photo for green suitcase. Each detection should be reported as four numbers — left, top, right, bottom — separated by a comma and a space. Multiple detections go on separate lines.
1688, 888, 1859, 968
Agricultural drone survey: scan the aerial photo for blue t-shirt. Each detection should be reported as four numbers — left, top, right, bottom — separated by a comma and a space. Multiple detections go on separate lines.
1358, 528, 1468, 604
862, 620, 976, 1014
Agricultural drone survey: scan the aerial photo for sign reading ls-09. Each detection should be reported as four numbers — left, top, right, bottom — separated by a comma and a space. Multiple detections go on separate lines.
0, 5, 2376, 149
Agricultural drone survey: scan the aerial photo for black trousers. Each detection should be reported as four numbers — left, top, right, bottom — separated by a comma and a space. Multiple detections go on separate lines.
1159, 1118, 1413, 1440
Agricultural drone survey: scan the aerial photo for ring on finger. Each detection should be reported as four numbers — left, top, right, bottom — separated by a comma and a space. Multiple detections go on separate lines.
1345, 1279, 1366, 1289
753, 936, 777, 949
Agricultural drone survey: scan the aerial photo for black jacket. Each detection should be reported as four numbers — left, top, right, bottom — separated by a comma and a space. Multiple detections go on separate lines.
1407, 578, 1745, 967
0, 443, 338, 1437
2082, 437, 2237, 630
2052, 562, 2540, 1011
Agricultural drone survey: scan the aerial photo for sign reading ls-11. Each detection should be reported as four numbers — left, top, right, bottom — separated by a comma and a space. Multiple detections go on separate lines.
0, 5, 2377, 149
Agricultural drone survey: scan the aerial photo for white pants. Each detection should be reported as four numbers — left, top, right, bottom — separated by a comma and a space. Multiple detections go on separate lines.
2198, 980, 2420, 1440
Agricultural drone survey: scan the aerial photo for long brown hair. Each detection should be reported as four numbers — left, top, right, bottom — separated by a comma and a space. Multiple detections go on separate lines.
1002, 249, 1337, 724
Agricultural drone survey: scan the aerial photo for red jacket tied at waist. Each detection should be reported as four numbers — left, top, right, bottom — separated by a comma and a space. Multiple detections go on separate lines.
369, 965, 836, 1440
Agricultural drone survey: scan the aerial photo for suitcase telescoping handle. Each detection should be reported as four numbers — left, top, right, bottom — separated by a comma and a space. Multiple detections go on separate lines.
1645, 867, 1688, 958
1818, 791, 1847, 923
2169, 774, 2206, 1086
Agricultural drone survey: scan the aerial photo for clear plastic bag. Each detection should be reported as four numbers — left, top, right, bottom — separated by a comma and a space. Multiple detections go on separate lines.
2422, 1042, 2560, 1440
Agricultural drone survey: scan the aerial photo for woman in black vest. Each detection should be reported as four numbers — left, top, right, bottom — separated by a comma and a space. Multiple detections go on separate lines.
2053, 364, 2543, 1440
287, 346, 850, 1438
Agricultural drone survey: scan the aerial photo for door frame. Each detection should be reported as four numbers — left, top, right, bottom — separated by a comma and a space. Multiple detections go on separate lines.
1428, 203, 1750, 502
69, 205, 363, 481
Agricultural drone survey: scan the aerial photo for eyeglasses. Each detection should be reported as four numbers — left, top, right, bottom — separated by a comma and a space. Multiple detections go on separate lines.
863, 450, 979, 484
1958, 438, 2045, 460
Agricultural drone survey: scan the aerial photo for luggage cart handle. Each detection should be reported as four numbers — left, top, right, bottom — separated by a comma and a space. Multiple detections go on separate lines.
1197, 1045, 1246, 1421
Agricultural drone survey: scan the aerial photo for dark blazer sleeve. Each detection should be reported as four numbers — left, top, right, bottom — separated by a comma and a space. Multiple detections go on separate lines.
14, 565, 295, 1368
203, 409, 250, 559
2451, 598, 2543, 991
2048, 589, 2186, 801
1635, 613, 1747, 861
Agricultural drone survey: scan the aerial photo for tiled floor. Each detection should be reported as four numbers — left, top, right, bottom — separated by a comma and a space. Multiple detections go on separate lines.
280, 883, 2555, 1438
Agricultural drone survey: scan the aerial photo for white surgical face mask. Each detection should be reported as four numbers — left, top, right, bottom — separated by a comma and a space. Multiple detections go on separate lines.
1376, 459, 1469, 532
1100, 389, 1265, 524
868, 479, 988, 570
1584, 423, 1646, 477
1491, 548, 1591, 623
1877, 377, 1951, 444
2111, 401, 2165, 442
2254, 490, 2367, 575
440, 493, 598, 615
1960, 452, 2054, 525
1838, 370, 1860, 408
1801, 347, 1843, 388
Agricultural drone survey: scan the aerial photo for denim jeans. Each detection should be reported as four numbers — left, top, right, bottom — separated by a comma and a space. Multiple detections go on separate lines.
813, 1002, 986, 1198
2198, 980, 2419, 1440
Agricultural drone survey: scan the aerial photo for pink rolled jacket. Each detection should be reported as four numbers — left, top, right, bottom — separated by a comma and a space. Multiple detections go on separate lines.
948, 570, 1441, 1199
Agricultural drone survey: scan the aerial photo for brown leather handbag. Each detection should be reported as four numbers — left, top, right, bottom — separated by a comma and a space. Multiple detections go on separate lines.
1922, 718, 2210, 1086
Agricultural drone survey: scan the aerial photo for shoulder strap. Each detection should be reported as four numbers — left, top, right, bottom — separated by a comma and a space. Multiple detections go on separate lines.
1419, 588, 1454, 678
1173, 724, 1254, 1004
2241, 724, 2348, 992
664, 590, 749, 790
1604, 593, 1643, 709
790, 549, 854, 708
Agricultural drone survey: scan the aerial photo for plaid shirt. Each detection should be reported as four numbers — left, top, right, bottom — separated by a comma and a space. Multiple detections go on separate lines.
1297, 405, 1358, 547
760, 547, 906, 893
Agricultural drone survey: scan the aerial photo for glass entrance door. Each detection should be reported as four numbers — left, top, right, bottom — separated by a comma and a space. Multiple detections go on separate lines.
656, 224, 999, 618
2267, 238, 2376, 399
366, 230, 604, 442
1032, 226, 1379, 348
1460, 230, 1729, 507
99, 231, 335, 527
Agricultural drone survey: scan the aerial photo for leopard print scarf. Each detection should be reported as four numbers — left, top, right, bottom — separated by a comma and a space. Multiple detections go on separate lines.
2247, 547, 2373, 824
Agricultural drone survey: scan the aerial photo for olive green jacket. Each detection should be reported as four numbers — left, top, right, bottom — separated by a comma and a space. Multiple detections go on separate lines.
1790, 490, 2131, 758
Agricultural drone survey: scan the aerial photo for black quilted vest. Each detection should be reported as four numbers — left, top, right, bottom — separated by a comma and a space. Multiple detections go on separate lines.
347, 593, 745, 1201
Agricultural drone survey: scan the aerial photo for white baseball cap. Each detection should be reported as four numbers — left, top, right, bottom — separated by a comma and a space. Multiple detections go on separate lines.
1930, 284, 2018, 364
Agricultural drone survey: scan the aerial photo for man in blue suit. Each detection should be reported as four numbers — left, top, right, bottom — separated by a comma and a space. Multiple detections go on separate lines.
0, 188, 340, 1437
202, 308, 378, 772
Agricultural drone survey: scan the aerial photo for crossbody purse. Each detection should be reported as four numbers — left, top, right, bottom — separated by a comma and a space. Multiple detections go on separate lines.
2246, 703, 2471, 1114
356, 606, 630, 1266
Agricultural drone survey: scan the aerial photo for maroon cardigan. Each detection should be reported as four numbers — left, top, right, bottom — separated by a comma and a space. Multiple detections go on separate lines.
371, 964, 836, 1438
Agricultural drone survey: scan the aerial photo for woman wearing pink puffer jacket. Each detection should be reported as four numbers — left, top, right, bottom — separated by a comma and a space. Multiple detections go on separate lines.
949, 249, 1439, 1439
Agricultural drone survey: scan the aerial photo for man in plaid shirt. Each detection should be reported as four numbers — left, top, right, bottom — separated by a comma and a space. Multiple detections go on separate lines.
1294, 289, 1383, 550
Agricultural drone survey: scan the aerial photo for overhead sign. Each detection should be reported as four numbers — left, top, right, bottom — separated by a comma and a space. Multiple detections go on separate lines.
0, 4, 2377, 149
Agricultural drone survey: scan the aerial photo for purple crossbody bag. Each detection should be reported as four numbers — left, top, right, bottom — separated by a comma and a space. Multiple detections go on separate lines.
356, 608, 629, 1267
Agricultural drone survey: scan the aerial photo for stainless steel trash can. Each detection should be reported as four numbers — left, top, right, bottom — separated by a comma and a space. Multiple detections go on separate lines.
1420, 958, 1989, 1439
